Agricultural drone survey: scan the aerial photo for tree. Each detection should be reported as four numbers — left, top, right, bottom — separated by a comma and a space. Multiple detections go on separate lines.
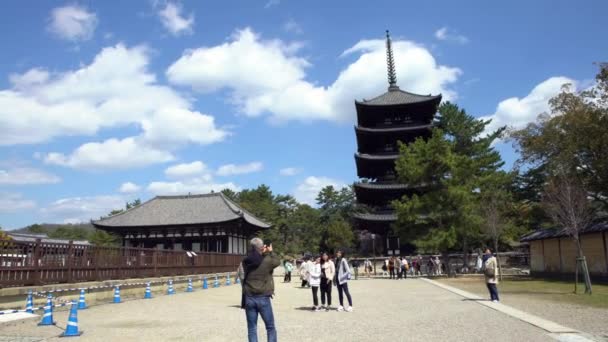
325, 216, 355, 253
479, 175, 512, 280
393, 102, 506, 273
510, 64, 608, 211
89, 229, 119, 246
543, 174, 594, 294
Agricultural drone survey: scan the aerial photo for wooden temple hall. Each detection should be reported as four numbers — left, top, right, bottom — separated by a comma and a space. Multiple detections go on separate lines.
93, 193, 270, 254
352, 31, 441, 255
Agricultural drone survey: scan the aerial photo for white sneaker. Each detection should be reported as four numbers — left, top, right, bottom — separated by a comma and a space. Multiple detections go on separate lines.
492, 300, 499, 303
314, 306, 322, 312
337, 306, 344, 312
346, 306, 353, 312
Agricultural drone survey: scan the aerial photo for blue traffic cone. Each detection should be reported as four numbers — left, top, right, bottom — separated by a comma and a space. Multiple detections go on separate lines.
225, 274, 231, 286
25, 291, 34, 313
77, 289, 87, 310
202, 277, 208, 290
113, 286, 121, 303
235, 275, 241, 285
167, 280, 175, 295
213, 275, 219, 288
144, 283, 152, 299
60, 301, 82, 337
38, 294, 55, 326
186, 278, 193, 292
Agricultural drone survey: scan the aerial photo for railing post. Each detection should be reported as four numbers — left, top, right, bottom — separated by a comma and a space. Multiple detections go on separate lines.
153, 249, 158, 277
32, 238, 42, 286
94, 247, 100, 281
66, 240, 74, 283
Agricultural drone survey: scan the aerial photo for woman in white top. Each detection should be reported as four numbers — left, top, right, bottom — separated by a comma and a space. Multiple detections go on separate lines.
308, 255, 322, 311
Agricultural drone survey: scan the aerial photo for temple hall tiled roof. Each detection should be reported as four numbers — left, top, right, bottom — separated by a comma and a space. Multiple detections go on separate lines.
93, 193, 271, 229
520, 222, 608, 242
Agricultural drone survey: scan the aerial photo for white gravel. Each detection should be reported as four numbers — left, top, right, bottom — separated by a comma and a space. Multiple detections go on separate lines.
0, 278, 559, 341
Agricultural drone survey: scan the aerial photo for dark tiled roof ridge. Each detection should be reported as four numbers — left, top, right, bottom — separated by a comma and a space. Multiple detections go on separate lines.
356, 88, 442, 106
217, 192, 272, 228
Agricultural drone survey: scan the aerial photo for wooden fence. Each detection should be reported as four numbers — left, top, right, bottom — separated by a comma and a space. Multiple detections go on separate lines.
0, 239, 242, 287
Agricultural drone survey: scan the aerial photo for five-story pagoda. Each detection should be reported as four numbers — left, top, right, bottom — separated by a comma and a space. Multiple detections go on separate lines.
353, 31, 442, 255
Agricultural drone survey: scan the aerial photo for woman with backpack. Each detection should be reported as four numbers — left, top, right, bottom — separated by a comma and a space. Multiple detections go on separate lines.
283, 260, 293, 283
483, 248, 499, 302
335, 250, 353, 312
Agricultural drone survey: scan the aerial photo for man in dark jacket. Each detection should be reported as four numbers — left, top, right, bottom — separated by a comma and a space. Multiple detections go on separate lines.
243, 237, 280, 342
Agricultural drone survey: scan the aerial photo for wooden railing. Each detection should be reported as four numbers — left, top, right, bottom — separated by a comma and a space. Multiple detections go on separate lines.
0, 239, 242, 287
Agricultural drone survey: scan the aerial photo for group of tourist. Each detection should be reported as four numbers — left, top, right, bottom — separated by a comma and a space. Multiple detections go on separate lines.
297, 250, 354, 312
238, 235, 500, 342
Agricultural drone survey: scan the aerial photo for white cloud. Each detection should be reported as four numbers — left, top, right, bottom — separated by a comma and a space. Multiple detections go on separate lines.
0, 193, 37, 213
119, 182, 141, 194
279, 167, 300, 176
0, 167, 60, 185
293, 176, 346, 206
48, 5, 98, 41
481, 76, 576, 134
264, 0, 280, 8
41, 195, 125, 223
217, 162, 263, 176
45, 137, 175, 170
1, 44, 227, 169
147, 178, 239, 195
283, 19, 303, 34
164, 161, 207, 178
167, 28, 461, 123
158, 2, 194, 36
434, 27, 469, 44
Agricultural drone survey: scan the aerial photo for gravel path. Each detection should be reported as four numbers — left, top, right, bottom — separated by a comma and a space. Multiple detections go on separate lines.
437, 278, 608, 341
0, 278, 558, 341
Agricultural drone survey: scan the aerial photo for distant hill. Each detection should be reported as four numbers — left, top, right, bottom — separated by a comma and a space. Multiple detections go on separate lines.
12, 223, 95, 234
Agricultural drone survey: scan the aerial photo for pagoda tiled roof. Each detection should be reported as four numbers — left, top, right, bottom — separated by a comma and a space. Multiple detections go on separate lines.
355, 153, 399, 160
356, 87, 441, 106
352, 212, 398, 222
355, 123, 433, 133
93, 193, 271, 229
354, 182, 411, 190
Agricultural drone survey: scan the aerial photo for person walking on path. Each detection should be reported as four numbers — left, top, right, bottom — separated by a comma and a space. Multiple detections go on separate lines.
483, 248, 500, 302
283, 260, 293, 283
363, 258, 372, 278
308, 255, 322, 311
300, 255, 312, 288
320, 252, 335, 311
242, 238, 280, 342
388, 257, 395, 279
335, 250, 354, 312
401, 257, 408, 279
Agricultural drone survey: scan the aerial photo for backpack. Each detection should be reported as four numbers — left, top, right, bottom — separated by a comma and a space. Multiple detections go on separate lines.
484, 259, 496, 277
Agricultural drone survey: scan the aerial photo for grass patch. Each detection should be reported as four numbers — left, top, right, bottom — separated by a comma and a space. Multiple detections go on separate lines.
437, 276, 608, 309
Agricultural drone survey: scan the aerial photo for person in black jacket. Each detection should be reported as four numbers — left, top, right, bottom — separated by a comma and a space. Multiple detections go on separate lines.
242, 238, 280, 342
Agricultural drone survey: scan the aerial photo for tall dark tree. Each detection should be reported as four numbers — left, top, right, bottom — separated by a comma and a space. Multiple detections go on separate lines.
393, 102, 507, 272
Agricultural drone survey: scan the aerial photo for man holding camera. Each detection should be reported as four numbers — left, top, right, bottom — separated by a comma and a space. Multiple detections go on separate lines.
242, 237, 280, 342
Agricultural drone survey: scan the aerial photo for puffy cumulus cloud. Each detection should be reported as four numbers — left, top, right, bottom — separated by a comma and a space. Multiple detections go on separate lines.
0, 193, 37, 213
167, 28, 461, 123
480, 77, 576, 135
44, 137, 175, 170
0, 167, 60, 185
279, 167, 300, 176
48, 5, 98, 41
157, 2, 194, 36
119, 182, 141, 194
41, 195, 125, 223
434, 27, 469, 44
216, 162, 263, 176
164, 161, 208, 178
1, 44, 227, 169
147, 178, 239, 195
293, 176, 346, 206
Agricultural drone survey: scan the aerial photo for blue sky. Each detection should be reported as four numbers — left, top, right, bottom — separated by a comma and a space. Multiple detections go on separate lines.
1, 0, 606, 229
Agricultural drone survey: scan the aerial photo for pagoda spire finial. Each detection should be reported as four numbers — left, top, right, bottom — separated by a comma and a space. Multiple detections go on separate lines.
385, 30, 398, 90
